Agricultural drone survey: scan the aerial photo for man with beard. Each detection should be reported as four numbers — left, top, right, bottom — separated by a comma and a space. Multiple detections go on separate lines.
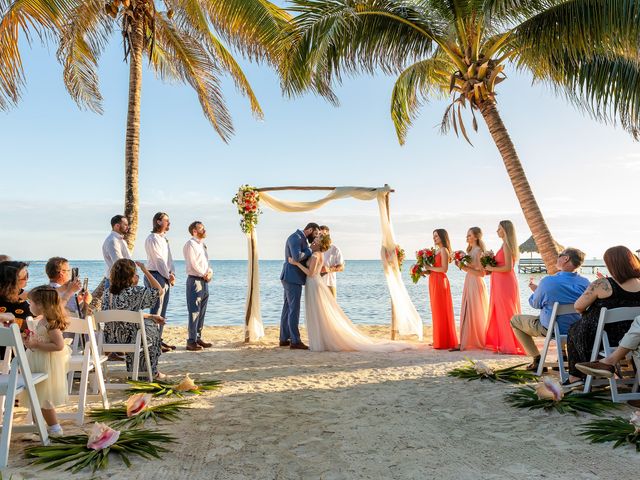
279, 223, 319, 349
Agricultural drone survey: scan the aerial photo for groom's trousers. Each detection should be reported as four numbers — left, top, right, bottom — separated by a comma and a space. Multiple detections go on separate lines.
280, 280, 302, 344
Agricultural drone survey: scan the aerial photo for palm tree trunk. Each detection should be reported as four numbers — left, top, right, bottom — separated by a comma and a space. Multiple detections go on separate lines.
479, 100, 559, 274
123, 19, 144, 251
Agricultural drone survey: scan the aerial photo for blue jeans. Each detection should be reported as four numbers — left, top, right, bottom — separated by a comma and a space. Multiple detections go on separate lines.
280, 281, 302, 344
186, 276, 209, 343
144, 271, 170, 338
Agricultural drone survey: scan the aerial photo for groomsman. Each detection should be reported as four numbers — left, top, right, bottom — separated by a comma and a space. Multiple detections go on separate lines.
183, 221, 213, 351
145, 212, 176, 352
102, 215, 131, 284
320, 225, 344, 297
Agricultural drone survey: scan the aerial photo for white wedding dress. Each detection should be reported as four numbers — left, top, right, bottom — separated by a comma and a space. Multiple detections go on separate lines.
304, 253, 419, 352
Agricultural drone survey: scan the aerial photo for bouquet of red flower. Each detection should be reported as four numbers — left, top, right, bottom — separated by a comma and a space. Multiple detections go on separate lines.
410, 247, 437, 283
395, 245, 405, 270
480, 250, 497, 273
232, 185, 261, 234
453, 250, 471, 270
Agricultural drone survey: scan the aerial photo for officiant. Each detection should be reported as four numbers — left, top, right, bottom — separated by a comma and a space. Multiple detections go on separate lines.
320, 225, 344, 298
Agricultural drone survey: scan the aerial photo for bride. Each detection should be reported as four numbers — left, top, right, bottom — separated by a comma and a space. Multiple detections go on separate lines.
288, 234, 420, 352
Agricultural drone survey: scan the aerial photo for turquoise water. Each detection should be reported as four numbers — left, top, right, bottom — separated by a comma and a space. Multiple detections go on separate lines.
22, 260, 602, 327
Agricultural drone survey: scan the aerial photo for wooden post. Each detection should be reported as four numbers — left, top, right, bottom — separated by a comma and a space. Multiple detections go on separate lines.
244, 232, 256, 343
385, 192, 399, 340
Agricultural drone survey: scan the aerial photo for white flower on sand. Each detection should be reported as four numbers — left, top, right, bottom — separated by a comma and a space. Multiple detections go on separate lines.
535, 377, 564, 402
473, 360, 494, 376
87, 422, 120, 451
175, 374, 198, 392
126, 393, 151, 417
630, 411, 640, 433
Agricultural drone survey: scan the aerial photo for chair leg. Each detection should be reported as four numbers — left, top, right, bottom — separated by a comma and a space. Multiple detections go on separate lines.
0, 373, 19, 469
76, 353, 91, 425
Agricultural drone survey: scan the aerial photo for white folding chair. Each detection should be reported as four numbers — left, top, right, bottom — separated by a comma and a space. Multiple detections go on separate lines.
0, 324, 49, 468
59, 316, 109, 424
583, 306, 640, 401
94, 310, 153, 389
537, 303, 576, 382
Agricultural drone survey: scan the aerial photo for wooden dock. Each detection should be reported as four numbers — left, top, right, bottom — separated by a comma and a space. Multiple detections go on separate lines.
518, 258, 605, 274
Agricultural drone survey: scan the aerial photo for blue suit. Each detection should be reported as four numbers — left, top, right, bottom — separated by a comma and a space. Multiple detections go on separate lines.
280, 230, 312, 344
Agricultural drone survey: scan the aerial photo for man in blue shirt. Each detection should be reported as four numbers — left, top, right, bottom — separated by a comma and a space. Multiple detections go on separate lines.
510, 248, 590, 371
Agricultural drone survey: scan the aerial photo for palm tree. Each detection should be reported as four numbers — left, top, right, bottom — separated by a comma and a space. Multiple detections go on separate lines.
0, 0, 70, 110
58, 0, 290, 249
282, 0, 640, 273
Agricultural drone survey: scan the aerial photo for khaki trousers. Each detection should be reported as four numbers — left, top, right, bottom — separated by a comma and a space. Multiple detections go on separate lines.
619, 315, 640, 360
510, 314, 548, 357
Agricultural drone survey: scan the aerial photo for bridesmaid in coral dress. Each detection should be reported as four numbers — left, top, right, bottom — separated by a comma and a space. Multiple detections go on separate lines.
484, 220, 524, 355
425, 229, 458, 349
453, 227, 489, 351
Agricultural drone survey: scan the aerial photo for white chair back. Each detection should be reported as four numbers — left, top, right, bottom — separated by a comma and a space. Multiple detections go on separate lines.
94, 310, 153, 386
0, 324, 49, 467
583, 306, 640, 398
537, 302, 576, 382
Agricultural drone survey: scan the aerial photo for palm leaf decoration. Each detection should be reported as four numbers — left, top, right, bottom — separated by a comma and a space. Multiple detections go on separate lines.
282, 0, 640, 273
25, 428, 174, 473
505, 387, 620, 416
87, 399, 191, 428
448, 359, 538, 384
579, 416, 640, 451
126, 376, 222, 397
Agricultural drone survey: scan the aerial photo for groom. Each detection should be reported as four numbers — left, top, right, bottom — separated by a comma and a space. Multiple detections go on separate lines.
280, 222, 320, 349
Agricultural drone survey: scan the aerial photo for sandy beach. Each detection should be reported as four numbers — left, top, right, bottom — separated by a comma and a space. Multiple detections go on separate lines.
4, 325, 639, 479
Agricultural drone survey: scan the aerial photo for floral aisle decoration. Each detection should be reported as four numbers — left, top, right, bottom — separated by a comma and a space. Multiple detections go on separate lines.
24, 423, 174, 473
480, 250, 497, 272
232, 185, 261, 234
448, 358, 539, 383
453, 250, 471, 270
410, 247, 437, 283
127, 374, 222, 397
579, 411, 640, 451
87, 393, 191, 428
505, 377, 620, 415
395, 245, 405, 270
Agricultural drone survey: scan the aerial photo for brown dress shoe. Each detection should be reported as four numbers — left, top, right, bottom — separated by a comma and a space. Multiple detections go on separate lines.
197, 339, 212, 348
575, 360, 615, 378
161, 345, 171, 353
107, 352, 125, 361
161, 341, 176, 351
186, 342, 203, 351
279, 340, 291, 347
290, 342, 309, 350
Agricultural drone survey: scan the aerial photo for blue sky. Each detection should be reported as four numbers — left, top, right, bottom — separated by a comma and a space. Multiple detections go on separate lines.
1, 12, 638, 261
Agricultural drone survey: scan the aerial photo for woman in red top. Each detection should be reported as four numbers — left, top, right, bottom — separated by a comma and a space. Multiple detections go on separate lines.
424, 229, 458, 349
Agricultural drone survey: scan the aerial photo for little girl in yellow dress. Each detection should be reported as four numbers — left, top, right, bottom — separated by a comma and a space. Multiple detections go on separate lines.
22, 285, 71, 436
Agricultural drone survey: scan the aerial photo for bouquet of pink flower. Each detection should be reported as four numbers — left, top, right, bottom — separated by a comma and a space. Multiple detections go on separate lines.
410, 247, 437, 283
395, 245, 405, 270
232, 185, 261, 234
480, 250, 497, 273
453, 250, 471, 270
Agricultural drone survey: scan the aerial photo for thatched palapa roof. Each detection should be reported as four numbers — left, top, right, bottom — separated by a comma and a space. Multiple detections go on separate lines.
519, 235, 564, 254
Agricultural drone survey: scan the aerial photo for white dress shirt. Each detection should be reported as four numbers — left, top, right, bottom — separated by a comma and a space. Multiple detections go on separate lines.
322, 244, 344, 288
102, 231, 131, 278
183, 237, 212, 278
145, 232, 175, 281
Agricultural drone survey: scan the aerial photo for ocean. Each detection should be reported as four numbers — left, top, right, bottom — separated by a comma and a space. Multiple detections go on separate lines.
23, 260, 603, 327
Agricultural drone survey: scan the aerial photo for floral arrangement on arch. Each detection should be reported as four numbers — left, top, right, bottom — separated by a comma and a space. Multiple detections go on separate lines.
395, 245, 405, 270
232, 185, 261, 234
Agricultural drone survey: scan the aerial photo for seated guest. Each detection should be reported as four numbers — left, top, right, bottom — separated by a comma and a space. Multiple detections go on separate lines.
0, 261, 33, 330
566, 246, 640, 386
45, 257, 91, 316
102, 259, 166, 380
510, 248, 590, 372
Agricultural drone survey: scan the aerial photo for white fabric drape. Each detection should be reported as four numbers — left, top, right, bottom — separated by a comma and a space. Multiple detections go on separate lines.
243, 186, 423, 341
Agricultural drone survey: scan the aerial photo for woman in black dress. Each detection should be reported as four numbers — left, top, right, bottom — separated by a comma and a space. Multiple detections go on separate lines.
566, 246, 640, 384
0, 261, 33, 329
102, 259, 166, 379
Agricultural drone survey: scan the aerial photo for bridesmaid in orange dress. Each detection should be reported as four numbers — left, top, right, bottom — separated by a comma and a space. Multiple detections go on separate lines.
424, 229, 458, 349
453, 227, 489, 351
484, 220, 525, 355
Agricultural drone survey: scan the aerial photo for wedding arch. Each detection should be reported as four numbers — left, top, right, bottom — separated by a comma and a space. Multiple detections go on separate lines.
233, 184, 423, 343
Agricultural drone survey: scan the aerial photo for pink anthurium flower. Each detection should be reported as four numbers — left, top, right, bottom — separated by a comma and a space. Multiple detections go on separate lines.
87, 423, 120, 450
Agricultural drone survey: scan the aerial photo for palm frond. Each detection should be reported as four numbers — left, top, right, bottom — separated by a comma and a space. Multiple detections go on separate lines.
579, 416, 640, 451
505, 387, 621, 415
25, 428, 175, 473
56, 0, 113, 113
448, 359, 539, 383
153, 13, 233, 141
126, 377, 222, 397
87, 399, 191, 428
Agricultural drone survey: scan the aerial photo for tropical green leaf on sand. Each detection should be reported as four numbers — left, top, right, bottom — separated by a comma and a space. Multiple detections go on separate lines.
505, 387, 620, 416
448, 359, 538, 384
87, 399, 191, 428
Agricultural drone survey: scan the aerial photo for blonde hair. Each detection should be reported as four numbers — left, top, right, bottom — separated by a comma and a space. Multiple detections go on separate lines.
467, 227, 487, 253
317, 234, 332, 252
28, 285, 69, 331
499, 220, 519, 261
